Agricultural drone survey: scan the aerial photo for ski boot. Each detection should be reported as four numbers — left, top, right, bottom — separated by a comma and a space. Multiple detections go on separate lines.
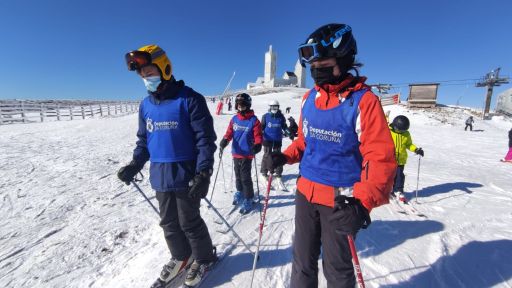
183, 256, 217, 287
150, 257, 192, 287
239, 197, 254, 214
394, 191, 407, 204
232, 191, 243, 205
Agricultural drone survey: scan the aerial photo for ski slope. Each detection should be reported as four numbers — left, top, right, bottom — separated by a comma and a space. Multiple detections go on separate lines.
0, 87, 511, 288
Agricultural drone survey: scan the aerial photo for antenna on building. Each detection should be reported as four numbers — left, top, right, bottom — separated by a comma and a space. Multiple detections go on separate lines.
476, 67, 509, 119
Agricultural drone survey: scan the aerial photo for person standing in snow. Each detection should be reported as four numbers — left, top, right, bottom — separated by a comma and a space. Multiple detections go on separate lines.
227, 99, 232, 111
502, 128, 512, 162
218, 93, 263, 214
260, 100, 290, 188
117, 44, 217, 287
265, 24, 396, 288
465, 116, 474, 131
389, 115, 424, 202
287, 116, 298, 140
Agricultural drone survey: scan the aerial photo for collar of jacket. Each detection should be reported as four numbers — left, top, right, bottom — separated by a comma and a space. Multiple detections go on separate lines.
237, 109, 255, 120
314, 74, 368, 98
150, 76, 185, 101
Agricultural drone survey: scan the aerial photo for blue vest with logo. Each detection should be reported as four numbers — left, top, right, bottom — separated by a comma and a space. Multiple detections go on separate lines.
263, 113, 283, 141
300, 88, 366, 187
231, 115, 257, 156
142, 88, 197, 162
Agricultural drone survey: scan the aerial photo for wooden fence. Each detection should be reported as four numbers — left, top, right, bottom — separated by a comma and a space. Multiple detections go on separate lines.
0, 100, 139, 125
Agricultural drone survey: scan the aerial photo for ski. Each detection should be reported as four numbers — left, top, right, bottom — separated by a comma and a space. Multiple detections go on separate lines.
273, 177, 288, 192
216, 203, 260, 234
390, 195, 427, 218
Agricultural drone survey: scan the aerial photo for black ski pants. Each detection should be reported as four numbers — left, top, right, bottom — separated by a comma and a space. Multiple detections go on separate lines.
261, 144, 283, 177
393, 165, 405, 192
465, 124, 473, 131
233, 157, 254, 199
290, 192, 356, 288
155, 191, 214, 263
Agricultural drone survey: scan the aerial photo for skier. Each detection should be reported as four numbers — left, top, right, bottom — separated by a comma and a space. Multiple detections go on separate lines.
265, 24, 396, 287
118, 44, 217, 287
260, 100, 290, 190
465, 116, 474, 131
218, 93, 263, 214
389, 115, 424, 202
285, 106, 291, 114
501, 128, 512, 162
227, 100, 232, 112
287, 116, 298, 140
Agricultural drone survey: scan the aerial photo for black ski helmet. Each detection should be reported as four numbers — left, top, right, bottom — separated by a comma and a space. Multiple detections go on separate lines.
235, 93, 252, 110
298, 23, 357, 69
392, 115, 410, 131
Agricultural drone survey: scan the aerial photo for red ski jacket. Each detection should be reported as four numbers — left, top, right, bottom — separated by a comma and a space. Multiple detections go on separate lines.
282, 75, 396, 212
223, 110, 262, 159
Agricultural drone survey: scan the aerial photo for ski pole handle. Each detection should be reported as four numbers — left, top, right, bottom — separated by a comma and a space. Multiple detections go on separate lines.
347, 234, 366, 288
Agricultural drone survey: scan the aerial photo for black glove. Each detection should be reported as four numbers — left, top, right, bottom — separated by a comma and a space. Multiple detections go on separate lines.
219, 138, 229, 155
329, 195, 371, 235
264, 151, 288, 172
415, 148, 424, 157
117, 160, 144, 185
252, 143, 262, 154
289, 135, 295, 141
188, 171, 211, 200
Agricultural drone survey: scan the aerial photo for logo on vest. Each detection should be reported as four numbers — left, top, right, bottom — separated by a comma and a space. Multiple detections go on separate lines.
267, 122, 280, 128
146, 117, 179, 133
303, 118, 342, 143
233, 123, 250, 132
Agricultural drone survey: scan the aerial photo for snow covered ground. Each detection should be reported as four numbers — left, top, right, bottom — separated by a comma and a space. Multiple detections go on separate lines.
1, 87, 511, 288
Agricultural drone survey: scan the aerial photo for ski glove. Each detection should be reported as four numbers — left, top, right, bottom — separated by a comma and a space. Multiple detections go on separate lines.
415, 148, 424, 157
329, 195, 371, 235
265, 151, 288, 172
219, 138, 229, 155
252, 143, 262, 154
117, 160, 144, 185
188, 171, 211, 200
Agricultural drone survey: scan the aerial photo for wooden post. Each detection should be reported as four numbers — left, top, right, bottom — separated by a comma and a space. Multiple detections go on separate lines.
115, 105, 118, 115
107, 104, 111, 116
57, 104, 61, 121
69, 105, 73, 120
89, 105, 93, 118
100, 104, 103, 116
21, 101, 26, 123
40, 103, 44, 122
0, 106, 4, 124
81, 105, 85, 119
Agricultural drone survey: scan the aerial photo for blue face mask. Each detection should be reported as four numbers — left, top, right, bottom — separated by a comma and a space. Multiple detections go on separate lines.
142, 76, 161, 92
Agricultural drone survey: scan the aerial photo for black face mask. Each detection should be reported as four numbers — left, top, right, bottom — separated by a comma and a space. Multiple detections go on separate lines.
310, 66, 342, 86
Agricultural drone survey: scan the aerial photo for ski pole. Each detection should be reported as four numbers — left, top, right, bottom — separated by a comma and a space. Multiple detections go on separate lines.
203, 197, 254, 256
208, 152, 224, 202
414, 156, 421, 204
347, 234, 366, 288
131, 181, 159, 215
250, 174, 273, 288
253, 155, 262, 218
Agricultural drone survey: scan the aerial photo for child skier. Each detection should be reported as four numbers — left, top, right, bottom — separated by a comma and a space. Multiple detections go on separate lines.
219, 93, 262, 214
260, 100, 290, 190
265, 23, 396, 287
501, 128, 512, 162
389, 115, 424, 202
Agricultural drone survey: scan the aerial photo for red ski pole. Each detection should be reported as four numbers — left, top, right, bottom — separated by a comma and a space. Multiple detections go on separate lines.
250, 174, 273, 288
347, 234, 366, 288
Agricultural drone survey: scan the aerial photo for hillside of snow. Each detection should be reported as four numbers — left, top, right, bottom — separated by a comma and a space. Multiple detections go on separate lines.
1, 87, 511, 288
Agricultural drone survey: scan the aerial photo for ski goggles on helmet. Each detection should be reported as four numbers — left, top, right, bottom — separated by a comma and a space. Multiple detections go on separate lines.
298, 43, 321, 65
125, 49, 165, 71
125, 50, 152, 71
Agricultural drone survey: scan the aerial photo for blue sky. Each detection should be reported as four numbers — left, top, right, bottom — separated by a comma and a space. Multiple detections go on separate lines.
0, 0, 510, 108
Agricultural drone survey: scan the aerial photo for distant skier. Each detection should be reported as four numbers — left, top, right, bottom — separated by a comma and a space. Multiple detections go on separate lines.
389, 115, 424, 202
285, 106, 291, 114
260, 100, 290, 190
502, 128, 512, 162
287, 116, 298, 140
465, 116, 474, 131
227, 100, 232, 112
118, 44, 217, 287
265, 24, 396, 288
219, 93, 262, 214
